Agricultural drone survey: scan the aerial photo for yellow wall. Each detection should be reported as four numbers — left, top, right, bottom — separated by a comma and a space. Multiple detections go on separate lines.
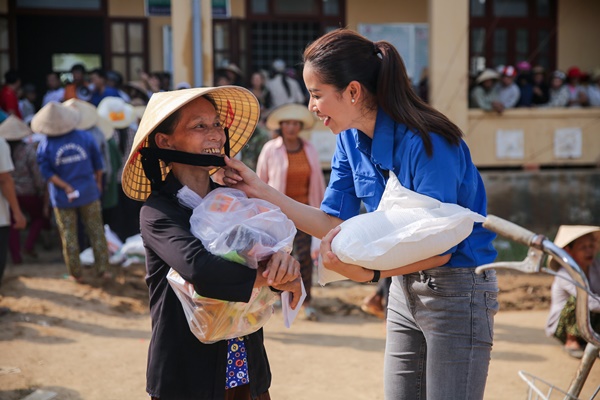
107, 0, 145, 17
230, 0, 245, 18
466, 109, 600, 167
148, 16, 171, 73
557, 0, 600, 72
346, 0, 427, 29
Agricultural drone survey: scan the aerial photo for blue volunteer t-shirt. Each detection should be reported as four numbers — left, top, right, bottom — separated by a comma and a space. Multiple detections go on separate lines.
37, 130, 104, 209
321, 108, 497, 267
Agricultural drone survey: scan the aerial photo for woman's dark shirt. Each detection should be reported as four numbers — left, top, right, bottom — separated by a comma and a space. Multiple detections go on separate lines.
140, 173, 272, 399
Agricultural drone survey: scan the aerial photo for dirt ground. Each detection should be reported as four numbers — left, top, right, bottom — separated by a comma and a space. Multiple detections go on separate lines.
1, 249, 599, 400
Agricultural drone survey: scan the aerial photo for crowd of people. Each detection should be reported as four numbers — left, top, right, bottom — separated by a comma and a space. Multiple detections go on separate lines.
470, 63, 600, 112
0, 31, 598, 399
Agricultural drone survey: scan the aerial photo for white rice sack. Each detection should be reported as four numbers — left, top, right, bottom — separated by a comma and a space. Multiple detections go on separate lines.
318, 171, 485, 285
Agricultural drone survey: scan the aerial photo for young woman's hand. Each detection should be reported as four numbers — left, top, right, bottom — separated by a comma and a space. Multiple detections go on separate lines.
223, 156, 266, 198
262, 251, 300, 286
320, 226, 374, 282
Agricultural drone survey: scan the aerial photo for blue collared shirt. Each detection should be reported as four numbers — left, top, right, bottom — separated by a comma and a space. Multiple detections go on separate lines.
321, 109, 497, 267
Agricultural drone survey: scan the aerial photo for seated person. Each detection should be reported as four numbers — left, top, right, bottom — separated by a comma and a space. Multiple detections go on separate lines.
494, 65, 521, 110
470, 69, 501, 112
542, 71, 570, 107
545, 225, 600, 359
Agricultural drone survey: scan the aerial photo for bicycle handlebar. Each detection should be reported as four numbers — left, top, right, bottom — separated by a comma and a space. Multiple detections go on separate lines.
482, 215, 537, 247
481, 215, 600, 350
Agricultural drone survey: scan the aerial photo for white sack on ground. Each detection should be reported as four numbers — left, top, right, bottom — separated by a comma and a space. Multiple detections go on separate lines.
318, 171, 486, 285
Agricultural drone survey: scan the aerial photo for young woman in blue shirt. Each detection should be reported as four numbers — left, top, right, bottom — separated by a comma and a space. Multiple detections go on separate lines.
224, 28, 498, 399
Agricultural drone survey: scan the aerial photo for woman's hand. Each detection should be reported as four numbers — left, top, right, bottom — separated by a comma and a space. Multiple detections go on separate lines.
320, 226, 374, 282
223, 156, 266, 198
261, 251, 300, 286
271, 276, 303, 310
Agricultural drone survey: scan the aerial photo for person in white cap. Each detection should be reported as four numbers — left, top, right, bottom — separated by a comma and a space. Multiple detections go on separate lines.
265, 59, 305, 108
545, 225, 600, 359
470, 68, 501, 112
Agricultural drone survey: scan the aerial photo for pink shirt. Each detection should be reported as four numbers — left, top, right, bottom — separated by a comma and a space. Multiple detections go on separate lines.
256, 136, 325, 208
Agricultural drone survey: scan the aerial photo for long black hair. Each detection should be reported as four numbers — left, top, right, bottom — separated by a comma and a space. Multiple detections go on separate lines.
303, 28, 462, 156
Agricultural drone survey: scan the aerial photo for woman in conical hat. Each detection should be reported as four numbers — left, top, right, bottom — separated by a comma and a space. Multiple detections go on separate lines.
32, 102, 109, 282
121, 86, 301, 400
545, 225, 600, 359
0, 115, 46, 264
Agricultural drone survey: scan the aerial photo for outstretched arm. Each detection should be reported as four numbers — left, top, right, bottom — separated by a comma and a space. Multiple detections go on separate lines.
223, 156, 342, 238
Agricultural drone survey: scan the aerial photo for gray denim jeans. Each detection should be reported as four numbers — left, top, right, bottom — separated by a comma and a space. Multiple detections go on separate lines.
384, 267, 498, 400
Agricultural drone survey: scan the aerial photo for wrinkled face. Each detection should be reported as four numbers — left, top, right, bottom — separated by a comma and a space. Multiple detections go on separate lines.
280, 120, 303, 139
565, 233, 598, 270
156, 97, 225, 159
303, 62, 351, 134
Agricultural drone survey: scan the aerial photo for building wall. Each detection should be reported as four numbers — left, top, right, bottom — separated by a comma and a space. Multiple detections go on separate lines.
466, 109, 600, 167
557, 0, 600, 72
107, 0, 144, 16
346, 0, 427, 28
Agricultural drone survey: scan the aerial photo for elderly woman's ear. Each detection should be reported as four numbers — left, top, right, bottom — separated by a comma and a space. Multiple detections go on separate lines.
155, 132, 172, 149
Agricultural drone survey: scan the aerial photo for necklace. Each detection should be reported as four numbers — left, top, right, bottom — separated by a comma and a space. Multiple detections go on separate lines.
285, 140, 303, 153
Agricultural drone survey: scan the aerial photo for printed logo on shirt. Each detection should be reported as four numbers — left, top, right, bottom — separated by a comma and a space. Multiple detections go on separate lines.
54, 143, 88, 166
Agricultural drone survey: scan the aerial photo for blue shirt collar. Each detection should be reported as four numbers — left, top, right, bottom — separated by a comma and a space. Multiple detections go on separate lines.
371, 108, 407, 172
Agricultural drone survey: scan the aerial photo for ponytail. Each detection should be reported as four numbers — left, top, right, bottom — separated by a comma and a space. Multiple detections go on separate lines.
305, 28, 462, 156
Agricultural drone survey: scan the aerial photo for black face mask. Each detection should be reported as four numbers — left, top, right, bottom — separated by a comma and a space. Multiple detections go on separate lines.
139, 127, 231, 190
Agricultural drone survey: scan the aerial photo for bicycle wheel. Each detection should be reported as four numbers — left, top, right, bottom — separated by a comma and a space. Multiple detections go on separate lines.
518, 370, 579, 400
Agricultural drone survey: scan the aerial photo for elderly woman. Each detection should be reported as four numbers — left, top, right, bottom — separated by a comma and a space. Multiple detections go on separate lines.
257, 103, 326, 320
121, 86, 302, 400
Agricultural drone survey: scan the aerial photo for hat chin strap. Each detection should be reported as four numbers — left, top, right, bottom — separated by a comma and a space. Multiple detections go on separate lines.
139, 128, 231, 190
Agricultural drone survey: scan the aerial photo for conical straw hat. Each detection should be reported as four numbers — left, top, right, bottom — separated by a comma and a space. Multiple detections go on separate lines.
63, 98, 98, 130
97, 97, 135, 129
31, 102, 80, 137
121, 86, 260, 201
0, 115, 33, 141
548, 225, 600, 270
266, 103, 316, 131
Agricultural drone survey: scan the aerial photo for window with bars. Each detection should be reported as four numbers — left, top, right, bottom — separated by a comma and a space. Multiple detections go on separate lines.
469, 0, 556, 74
250, 21, 321, 73
0, 17, 9, 80
109, 19, 148, 82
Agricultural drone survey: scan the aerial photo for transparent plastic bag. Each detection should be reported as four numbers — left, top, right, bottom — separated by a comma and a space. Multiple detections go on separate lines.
178, 186, 297, 269
167, 268, 276, 344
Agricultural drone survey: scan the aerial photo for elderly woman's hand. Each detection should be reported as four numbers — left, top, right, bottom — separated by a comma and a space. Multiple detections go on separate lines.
270, 276, 303, 310
261, 251, 300, 286
320, 226, 374, 282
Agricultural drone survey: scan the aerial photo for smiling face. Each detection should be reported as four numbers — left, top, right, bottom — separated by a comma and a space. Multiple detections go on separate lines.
303, 62, 353, 134
155, 96, 225, 159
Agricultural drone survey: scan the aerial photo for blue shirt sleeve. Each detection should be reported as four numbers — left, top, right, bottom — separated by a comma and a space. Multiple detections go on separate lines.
36, 140, 55, 180
320, 135, 362, 220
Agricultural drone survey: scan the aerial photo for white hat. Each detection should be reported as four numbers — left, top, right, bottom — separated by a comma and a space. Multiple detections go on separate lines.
96, 115, 115, 140
266, 103, 316, 131
548, 225, 600, 270
0, 115, 33, 141
97, 97, 135, 129
63, 98, 98, 130
476, 69, 500, 84
121, 86, 260, 201
31, 102, 80, 137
